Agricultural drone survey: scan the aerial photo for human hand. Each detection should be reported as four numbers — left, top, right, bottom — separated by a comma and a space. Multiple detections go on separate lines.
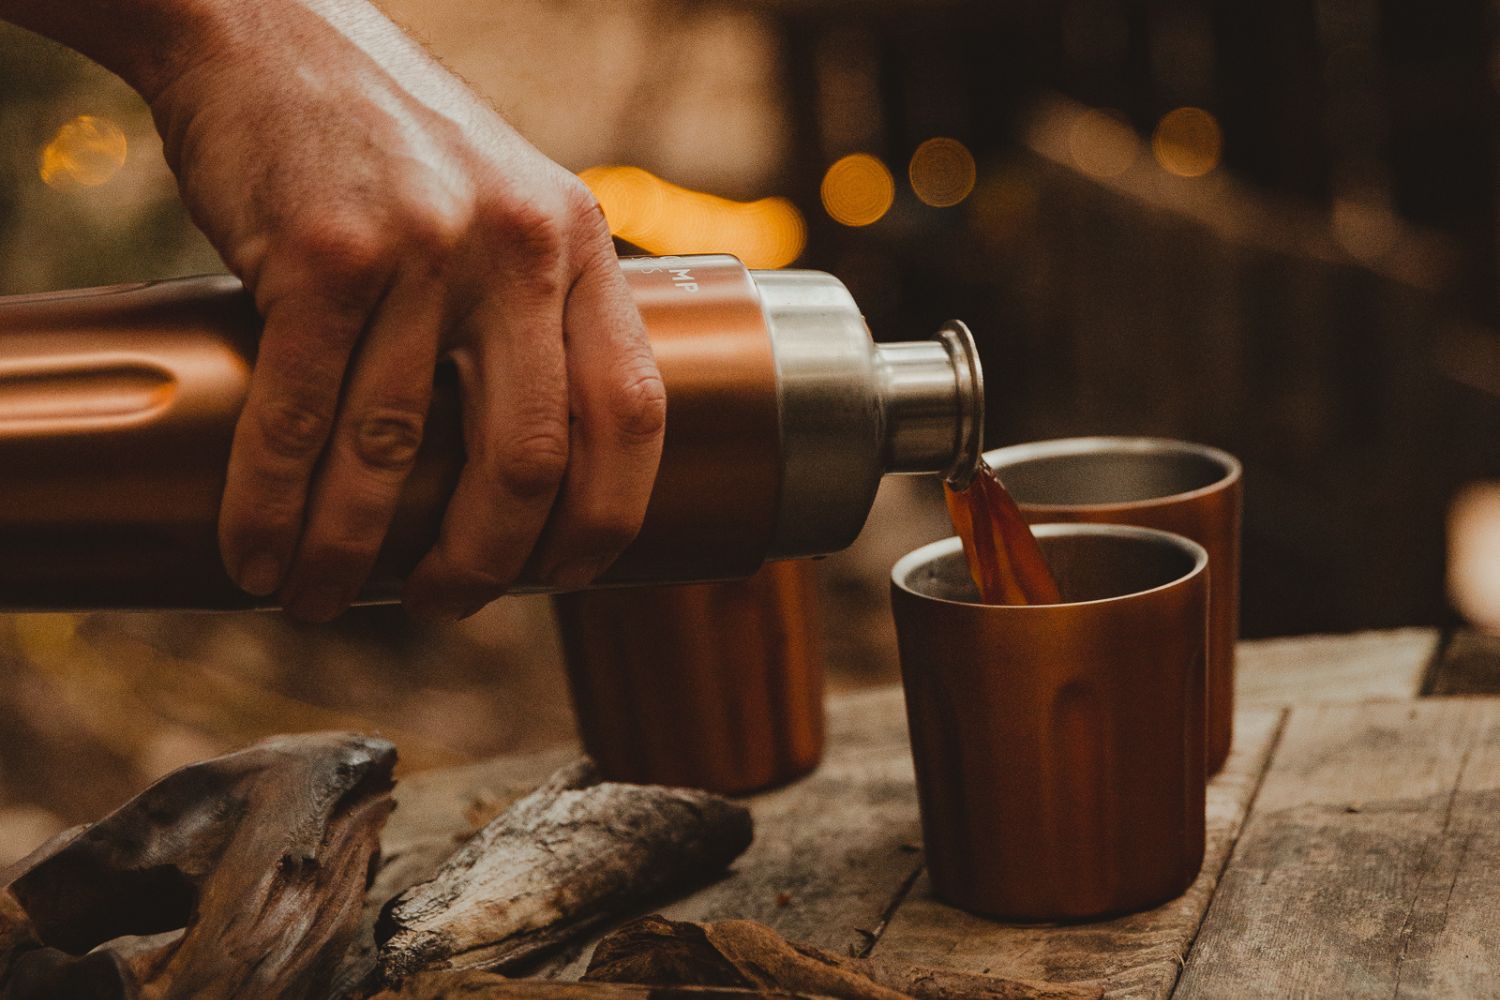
142, 1, 665, 621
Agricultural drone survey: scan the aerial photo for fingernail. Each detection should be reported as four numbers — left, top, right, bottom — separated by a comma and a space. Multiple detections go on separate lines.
549, 558, 608, 591
237, 551, 283, 597
287, 582, 349, 623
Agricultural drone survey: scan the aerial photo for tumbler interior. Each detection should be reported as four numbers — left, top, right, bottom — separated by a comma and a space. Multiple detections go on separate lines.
894, 524, 1207, 606
986, 438, 1239, 507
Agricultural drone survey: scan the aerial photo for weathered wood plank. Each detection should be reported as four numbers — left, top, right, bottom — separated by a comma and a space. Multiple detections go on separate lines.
870, 707, 1284, 1000
1236, 628, 1436, 707
537, 687, 925, 977
1425, 629, 1500, 695
386, 744, 580, 863
1175, 699, 1500, 999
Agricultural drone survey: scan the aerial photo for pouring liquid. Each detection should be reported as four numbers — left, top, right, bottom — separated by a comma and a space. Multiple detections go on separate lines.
943, 459, 1062, 605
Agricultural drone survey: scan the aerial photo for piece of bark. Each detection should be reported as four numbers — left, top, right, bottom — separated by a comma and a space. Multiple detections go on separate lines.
0, 731, 395, 1000
373, 970, 820, 999
585, 916, 1103, 1000
378, 761, 753, 982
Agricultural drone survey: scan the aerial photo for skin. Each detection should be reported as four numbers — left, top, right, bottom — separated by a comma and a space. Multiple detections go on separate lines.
0, 0, 667, 621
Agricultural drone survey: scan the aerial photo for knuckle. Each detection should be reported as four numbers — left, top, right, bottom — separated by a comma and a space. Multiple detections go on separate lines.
284, 219, 390, 291
606, 362, 667, 444
572, 501, 646, 554
349, 406, 426, 473
490, 426, 569, 499
401, 206, 468, 260
257, 396, 333, 461
485, 197, 565, 272
564, 180, 611, 239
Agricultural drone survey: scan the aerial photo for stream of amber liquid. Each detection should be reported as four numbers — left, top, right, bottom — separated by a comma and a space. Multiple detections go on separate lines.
943, 459, 1063, 605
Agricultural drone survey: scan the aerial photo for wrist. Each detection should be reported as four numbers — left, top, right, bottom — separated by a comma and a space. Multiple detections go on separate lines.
130, 0, 419, 105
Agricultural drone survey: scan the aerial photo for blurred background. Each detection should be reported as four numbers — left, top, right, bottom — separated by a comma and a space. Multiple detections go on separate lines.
2, 0, 1498, 858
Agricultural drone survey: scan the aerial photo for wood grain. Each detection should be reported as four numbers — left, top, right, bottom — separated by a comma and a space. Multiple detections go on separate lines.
1175, 699, 1500, 999
870, 708, 1284, 1000
1, 732, 395, 1000
1425, 629, 1500, 695
379, 761, 752, 981
535, 687, 925, 978
584, 915, 1103, 1000
1236, 628, 1436, 707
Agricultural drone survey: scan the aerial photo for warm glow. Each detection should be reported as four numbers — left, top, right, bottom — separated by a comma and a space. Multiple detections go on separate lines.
1332, 198, 1401, 262
39, 115, 127, 189
909, 137, 977, 208
1152, 107, 1222, 178
1067, 109, 1139, 179
579, 165, 805, 269
968, 168, 1038, 243
1449, 483, 1500, 631
820, 153, 895, 227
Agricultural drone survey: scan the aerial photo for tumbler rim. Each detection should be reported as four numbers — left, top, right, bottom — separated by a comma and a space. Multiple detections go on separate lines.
891, 522, 1208, 609
983, 436, 1241, 513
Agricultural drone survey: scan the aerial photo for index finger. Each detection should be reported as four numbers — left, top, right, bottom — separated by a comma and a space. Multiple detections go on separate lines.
219, 287, 377, 596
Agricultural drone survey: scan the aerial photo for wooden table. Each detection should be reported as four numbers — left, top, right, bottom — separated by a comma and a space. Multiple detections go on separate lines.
390, 628, 1500, 999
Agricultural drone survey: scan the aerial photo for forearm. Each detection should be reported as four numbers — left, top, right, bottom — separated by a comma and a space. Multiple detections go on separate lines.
0, 0, 225, 97
0, 0, 422, 103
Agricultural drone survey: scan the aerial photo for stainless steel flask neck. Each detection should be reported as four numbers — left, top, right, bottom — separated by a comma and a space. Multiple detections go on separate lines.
750, 269, 984, 560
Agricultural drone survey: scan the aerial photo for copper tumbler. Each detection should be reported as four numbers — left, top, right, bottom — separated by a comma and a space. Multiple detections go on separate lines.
553, 560, 824, 794
986, 438, 1241, 775
890, 524, 1208, 920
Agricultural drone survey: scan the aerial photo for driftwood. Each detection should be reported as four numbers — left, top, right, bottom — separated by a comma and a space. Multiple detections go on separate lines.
374, 970, 819, 999
378, 761, 753, 982
584, 916, 1104, 1000
0, 731, 395, 1000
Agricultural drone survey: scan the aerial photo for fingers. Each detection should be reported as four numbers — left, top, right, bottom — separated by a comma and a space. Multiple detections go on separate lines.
277, 265, 444, 622
526, 248, 665, 588
402, 276, 571, 620
218, 265, 385, 600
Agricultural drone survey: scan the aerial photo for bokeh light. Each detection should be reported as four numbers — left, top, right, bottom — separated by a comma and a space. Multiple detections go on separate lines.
1067, 109, 1139, 179
820, 153, 896, 227
1151, 107, 1222, 178
38, 115, 128, 189
908, 137, 977, 208
1332, 197, 1401, 262
1449, 482, 1500, 631
579, 165, 805, 269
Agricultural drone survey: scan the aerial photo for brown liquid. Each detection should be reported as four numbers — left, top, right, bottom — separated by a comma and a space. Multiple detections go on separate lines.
944, 459, 1062, 605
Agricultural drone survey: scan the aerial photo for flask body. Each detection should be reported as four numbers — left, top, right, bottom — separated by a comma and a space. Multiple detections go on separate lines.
0, 256, 981, 609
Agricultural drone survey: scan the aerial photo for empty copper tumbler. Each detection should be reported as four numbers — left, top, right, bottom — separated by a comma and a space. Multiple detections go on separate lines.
553, 560, 825, 795
891, 525, 1208, 920
986, 438, 1241, 775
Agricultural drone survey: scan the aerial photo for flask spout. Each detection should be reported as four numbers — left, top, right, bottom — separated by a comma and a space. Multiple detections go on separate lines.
876, 320, 985, 487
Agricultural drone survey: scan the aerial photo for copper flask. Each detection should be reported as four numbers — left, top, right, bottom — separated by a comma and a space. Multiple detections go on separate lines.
0, 255, 983, 609
554, 559, 824, 794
